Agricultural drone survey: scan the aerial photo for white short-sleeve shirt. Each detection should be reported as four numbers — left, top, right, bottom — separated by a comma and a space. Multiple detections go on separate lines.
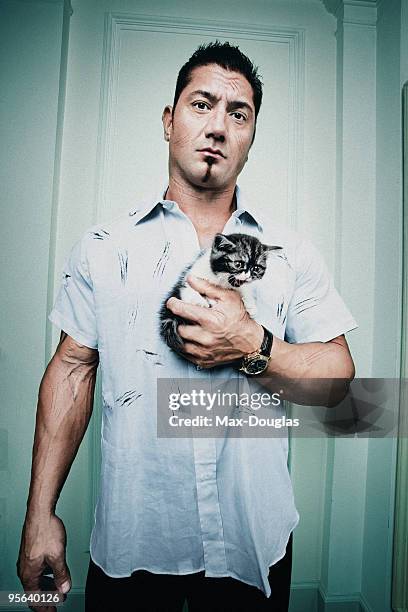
49, 186, 357, 598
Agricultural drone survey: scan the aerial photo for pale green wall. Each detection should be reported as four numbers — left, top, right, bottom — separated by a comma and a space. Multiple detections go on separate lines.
0, 0, 67, 595
0, 1, 94, 607
362, 1, 403, 610
373, 0, 402, 378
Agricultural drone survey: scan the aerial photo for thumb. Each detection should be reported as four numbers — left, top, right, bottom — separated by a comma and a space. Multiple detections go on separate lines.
52, 558, 71, 594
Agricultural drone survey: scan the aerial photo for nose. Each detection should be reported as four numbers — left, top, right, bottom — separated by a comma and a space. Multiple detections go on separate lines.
205, 108, 226, 143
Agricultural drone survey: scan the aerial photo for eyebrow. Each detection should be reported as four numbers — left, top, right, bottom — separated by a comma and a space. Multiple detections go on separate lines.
188, 89, 254, 115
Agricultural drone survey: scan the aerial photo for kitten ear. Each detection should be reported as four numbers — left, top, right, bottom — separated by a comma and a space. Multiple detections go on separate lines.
263, 244, 282, 252
213, 233, 236, 252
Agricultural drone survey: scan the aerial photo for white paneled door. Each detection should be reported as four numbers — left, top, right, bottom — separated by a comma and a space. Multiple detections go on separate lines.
93, 15, 303, 226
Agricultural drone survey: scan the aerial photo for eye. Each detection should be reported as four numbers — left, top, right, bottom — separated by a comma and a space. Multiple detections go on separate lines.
253, 265, 262, 273
231, 111, 247, 123
193, 101, 211, 111
233, 261, 245, 269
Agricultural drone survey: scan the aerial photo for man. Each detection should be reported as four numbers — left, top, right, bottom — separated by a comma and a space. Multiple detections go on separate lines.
17, 42, 357, 612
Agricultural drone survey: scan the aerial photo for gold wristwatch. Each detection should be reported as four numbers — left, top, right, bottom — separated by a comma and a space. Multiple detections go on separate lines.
239, 325, 274, 376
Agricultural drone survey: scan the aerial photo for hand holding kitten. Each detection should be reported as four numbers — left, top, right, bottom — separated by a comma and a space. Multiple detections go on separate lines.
166, 275, 264, 369
159, 232, 280, 354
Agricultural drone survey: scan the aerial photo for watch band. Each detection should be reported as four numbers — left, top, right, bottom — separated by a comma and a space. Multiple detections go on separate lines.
259, 325, 273, 358
238, 326, 274, 376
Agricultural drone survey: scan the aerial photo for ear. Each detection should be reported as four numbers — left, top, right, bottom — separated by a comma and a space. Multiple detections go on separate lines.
264, 244, 282, 252
213, 233, 236, 252
162, 105, 173, 142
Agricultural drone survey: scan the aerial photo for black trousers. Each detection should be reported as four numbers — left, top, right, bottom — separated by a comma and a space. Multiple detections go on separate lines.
85, 533, 292, 612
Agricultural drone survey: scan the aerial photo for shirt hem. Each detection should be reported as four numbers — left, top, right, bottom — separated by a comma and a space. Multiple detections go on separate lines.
90, 518, 298, 599
89, 551, 206, 578
261, 517, 299, 597
294, 321, 358, 344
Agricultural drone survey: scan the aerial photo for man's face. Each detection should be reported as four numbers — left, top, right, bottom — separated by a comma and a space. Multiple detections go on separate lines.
163, 64, 256, 190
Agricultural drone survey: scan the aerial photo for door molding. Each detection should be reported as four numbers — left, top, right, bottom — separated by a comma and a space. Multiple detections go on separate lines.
391, 81, 408, 612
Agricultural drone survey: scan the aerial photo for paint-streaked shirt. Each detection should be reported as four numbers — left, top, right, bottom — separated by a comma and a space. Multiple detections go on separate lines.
48, 186, 357, 597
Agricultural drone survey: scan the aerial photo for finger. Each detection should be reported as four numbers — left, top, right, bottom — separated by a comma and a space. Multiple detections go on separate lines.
186, 275, 225, 300
194, 361, 214, 369
50, 558, 71, 594
181, 345, 216, 370
18, 560, 42, 592
178, 325, 213, 347
166, 298, 209, 325
181, 342, 206, 358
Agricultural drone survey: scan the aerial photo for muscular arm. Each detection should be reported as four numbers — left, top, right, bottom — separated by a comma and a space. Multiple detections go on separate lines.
27, 331, 98, 512
250, 332, 355, 406
17, 332, 99, 599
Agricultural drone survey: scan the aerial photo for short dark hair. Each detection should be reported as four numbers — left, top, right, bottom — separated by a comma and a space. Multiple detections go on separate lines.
173, 41, 263, 120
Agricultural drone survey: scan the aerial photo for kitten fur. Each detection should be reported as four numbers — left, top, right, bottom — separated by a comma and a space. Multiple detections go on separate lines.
159, 233, 281, 352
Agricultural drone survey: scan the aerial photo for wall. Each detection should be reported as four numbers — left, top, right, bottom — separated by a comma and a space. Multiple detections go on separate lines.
0, 0, 73, 598
361, 1, 402, 611
391, 1, 408, 610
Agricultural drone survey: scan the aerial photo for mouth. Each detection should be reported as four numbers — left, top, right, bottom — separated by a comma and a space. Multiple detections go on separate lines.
198, 148, 226, 159
228, 276, 249, 288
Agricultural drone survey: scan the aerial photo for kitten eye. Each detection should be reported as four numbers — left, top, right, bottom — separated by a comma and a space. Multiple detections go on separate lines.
253, 265, 262, 273
233, 261, 245, 269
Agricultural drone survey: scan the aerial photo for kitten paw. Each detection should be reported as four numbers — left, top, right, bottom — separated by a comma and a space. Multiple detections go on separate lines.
245, 306, 258, 318
181, 287, 211, 308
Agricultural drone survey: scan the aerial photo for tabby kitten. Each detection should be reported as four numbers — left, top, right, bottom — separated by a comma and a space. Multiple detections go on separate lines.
159, 233, 281, 351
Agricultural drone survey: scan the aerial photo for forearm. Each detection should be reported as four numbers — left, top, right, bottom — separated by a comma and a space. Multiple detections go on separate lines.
26, 339, 98, 516
258, 334, 355, 406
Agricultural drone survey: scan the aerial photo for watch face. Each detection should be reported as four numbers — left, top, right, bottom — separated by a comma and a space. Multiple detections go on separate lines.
246, 356, 269, 375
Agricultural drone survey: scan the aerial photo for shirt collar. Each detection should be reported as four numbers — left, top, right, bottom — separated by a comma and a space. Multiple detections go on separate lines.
232, 185, 263, 231
129, 184, 276, 240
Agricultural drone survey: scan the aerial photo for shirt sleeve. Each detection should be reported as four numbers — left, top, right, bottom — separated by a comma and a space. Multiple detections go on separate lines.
284, 238, 358, 344
48, 235, 98, 349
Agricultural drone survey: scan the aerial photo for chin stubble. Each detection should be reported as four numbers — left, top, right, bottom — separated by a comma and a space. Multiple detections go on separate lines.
201, 155, 215, 183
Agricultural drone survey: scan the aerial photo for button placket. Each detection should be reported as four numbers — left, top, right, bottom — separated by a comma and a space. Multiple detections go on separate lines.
178, 211, 234, 573
188, 362, 227, 573
192, 435, 227, 572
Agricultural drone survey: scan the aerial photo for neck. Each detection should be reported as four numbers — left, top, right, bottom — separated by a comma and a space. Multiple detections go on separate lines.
165, 175, 236, 229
